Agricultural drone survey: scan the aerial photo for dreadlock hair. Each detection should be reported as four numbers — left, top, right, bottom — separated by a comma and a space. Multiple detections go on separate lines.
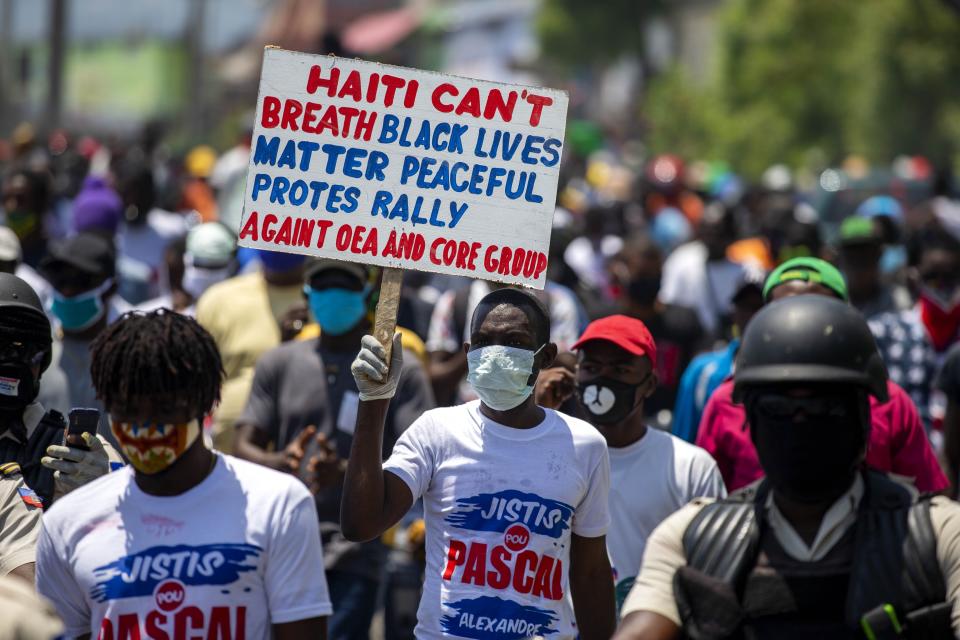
90, 309, 223, 416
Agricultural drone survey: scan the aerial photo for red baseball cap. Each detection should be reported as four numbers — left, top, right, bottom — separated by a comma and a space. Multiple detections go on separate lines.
571, 315, 657, 363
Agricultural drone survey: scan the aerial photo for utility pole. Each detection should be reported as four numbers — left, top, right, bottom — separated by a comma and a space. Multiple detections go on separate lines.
185, 0, 207, 138
0, 0, 14, 134
47, 0, 67, 131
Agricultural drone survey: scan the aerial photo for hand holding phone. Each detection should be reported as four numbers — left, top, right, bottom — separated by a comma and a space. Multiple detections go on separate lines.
66, 408, 100, 451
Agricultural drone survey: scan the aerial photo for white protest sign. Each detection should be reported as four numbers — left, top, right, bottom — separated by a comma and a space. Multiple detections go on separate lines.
237, 48, 568, 289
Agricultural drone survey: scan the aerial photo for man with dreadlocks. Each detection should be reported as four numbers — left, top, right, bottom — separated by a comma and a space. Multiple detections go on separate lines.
36, 309, 332, 640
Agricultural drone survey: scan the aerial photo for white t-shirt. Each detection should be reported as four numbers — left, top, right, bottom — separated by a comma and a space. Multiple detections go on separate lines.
36, 453, 332, 639
384, 401, 610, 640
563, 235, 623, 290
659, 241, 754, 334
605, 428, 726, 610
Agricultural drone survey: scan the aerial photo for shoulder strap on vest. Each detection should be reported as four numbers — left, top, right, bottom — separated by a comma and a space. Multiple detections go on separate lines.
848, 471, 949, 637
846, 471, 912, 626
682, 480, 766, 585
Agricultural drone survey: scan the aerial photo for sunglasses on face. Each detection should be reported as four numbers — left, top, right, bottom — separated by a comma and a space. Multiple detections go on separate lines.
751, 393, 853, 421
0, 341, 46, 366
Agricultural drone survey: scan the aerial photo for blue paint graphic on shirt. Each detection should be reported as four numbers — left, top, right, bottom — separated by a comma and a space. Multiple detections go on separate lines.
440, 596, 559, 639
445, 490, 574, 539
90, 543, 262, 602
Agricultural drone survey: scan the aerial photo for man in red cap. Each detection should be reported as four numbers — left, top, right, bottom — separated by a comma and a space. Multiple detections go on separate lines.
537, 314, 725, 615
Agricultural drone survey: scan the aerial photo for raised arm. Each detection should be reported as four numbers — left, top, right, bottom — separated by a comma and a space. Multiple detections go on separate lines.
341, 334, 415, 541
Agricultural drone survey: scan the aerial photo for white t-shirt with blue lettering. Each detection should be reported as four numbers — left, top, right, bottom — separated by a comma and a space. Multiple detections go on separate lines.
384, 401, 610, 640
35, 453, 332, 640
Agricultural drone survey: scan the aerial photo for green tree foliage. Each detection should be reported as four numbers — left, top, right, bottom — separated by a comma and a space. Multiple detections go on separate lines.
846, 0, 960, 165
712, 0, 859, 177
636, 0, 960, 176
642, 66, 724, 161
539, 0, 666, 66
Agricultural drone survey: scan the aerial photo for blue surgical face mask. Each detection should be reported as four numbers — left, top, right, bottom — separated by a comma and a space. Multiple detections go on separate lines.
305, 285, 369, 336
51, 279, 113, 332
467, 344, 545, 411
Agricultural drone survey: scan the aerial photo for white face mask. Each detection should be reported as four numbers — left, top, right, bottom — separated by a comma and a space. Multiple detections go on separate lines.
182, 263, 232, 299
466, 344, 544, 411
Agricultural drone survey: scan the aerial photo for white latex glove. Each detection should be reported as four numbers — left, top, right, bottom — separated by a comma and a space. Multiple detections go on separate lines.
42, 432, 111, 495
351, 333, 403, 401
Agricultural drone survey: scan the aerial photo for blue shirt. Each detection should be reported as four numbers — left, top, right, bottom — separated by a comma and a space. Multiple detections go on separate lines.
672, 339, 739, 443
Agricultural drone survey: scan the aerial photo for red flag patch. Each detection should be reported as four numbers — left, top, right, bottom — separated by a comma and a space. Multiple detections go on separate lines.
18, 486, 43, 508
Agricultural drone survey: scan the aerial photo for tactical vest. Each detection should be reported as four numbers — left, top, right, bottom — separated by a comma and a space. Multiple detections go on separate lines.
674, 471, 952, 640
0, 409, 65, 508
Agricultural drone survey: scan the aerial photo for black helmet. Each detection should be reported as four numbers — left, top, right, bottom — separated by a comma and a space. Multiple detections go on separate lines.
733, 294, 888, 402
0, 273, 52, 371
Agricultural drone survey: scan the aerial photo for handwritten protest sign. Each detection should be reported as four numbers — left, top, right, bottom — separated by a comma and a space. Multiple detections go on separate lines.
237, 48, 568, 289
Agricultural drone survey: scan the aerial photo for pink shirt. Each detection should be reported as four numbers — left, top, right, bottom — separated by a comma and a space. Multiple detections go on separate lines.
695, 379, 949, 493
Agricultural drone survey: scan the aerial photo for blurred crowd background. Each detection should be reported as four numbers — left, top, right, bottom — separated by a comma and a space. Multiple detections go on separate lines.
4, 0, 960, 636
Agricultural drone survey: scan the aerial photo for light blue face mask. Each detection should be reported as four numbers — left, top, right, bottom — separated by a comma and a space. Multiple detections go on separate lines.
51, 279, 113, 332
467, 344, 545, 411
305, 285, 369, 336
879, 245, 907, 276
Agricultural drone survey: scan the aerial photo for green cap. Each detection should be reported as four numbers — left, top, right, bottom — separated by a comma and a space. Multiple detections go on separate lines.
763, 257, 849, 301
839, 216, 878, 246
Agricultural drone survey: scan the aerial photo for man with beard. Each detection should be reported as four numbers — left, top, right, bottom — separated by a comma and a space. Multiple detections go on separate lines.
614, 295, 960, 639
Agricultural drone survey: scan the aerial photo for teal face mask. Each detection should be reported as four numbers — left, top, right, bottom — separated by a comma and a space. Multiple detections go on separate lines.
51, 279, 112, 331
305, 285, 369, 336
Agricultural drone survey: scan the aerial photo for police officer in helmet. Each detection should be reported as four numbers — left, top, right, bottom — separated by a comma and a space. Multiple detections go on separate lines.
615, 294, 960, 640
0, 273, 113, 506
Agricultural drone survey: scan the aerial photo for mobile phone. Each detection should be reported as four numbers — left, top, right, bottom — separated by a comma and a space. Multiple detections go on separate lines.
67, 408, 100, 450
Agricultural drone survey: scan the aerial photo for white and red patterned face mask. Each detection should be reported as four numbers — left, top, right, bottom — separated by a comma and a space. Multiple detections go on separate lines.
110, 418, 200, 474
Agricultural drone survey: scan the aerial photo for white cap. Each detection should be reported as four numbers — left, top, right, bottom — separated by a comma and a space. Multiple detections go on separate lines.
185, 223, 236, 266
0, 226, 22, 262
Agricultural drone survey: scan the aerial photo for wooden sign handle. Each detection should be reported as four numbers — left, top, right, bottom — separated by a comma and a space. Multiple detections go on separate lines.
373, 267, 404, 366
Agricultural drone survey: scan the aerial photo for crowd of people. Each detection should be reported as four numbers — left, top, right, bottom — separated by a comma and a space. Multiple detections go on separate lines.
1, 122, 960, 639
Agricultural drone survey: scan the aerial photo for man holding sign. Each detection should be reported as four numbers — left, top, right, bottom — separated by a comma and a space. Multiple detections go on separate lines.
235, 48, 598, 638
343, 288, 616, 640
